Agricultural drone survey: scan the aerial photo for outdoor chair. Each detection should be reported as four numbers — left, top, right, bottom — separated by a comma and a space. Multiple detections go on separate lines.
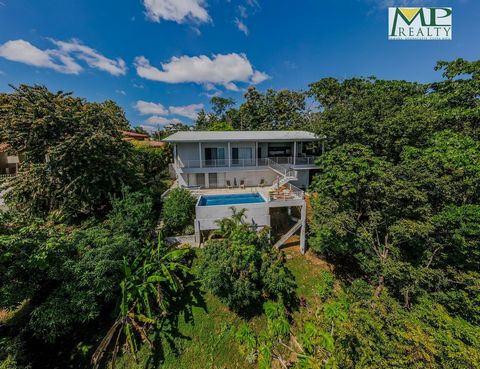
240, 179, 245, 189
226, 180, 232, 189
259, 178, 265, 187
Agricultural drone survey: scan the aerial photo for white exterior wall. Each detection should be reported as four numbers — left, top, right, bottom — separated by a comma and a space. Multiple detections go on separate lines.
176, 143, 199, 166
225, 169, 277, 187
196, 201, 270, 231
183, 169, 277, 188
291, 170, 310, 189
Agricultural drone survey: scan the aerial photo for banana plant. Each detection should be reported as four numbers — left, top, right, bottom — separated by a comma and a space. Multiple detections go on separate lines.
91, 238, 192, 369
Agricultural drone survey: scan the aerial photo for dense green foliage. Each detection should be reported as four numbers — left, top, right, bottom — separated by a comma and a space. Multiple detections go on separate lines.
305, 59, 480, 367
0, 85, 141, 219
198, 209, 295, 313
2, 59, 480, 369
0, 190, 156, 342
0, 85, 176, 369
92, 239, 193, 368
0, 85, 170, 220
195, 87, 308, 131
161, 188, 196, 235
295, 283, 480, 369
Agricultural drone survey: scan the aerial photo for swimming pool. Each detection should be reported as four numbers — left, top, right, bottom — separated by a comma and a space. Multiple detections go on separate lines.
198, 193, 266, 206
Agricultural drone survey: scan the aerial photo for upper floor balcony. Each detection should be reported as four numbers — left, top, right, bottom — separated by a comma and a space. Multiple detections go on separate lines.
177, 156, 318, 169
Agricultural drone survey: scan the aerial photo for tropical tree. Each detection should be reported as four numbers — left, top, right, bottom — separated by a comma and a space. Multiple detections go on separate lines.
92, 238, 193, 368
0, 84, 140, 220
199, 209, 296, 313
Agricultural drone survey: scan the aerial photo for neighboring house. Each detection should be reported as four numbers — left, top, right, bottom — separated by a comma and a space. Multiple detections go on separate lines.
121, 130, 165, 148
0, 143, 20, 175
163, 130, 325, 252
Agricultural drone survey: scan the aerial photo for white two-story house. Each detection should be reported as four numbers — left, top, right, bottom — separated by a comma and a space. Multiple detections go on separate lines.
164, 130, 323, 190
162, 130, 324, 253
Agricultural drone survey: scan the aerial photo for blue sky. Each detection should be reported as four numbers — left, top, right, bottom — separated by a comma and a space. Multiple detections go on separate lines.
0, 0, 478, 130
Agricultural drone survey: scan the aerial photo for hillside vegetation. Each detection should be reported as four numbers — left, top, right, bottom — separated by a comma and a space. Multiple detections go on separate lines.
1, 59, 480, 368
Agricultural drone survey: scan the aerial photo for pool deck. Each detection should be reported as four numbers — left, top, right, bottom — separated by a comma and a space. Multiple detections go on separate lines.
192, 185, 307, 253
192, 186, 304, 207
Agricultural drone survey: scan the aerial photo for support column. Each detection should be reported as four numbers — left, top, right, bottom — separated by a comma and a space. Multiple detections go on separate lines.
255, 141, 258, 166
293, 141, 297, 165
228, 142, 231, 167
173, 144, 177, 166
300, 202, 307, 254
194, 220, 201, 246
199, 142, 202, 168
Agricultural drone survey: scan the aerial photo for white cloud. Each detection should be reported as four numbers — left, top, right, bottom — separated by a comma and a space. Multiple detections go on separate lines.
250, 70, 270, 84
235, 18, 249, 35
238, 5, 248, 18
135, 100, 204, 120
224, 82, 240, 91
144, 115, 175, 125
116, 89, 126, 96
143, 0, 210, 23
0, 39, 82, 74
0, 38, 126, 76
134, 100, 169, 115
140, 116, 184, 133
51, 39, 127, 76
168, 103, 204, 119
134, 53, 269, 89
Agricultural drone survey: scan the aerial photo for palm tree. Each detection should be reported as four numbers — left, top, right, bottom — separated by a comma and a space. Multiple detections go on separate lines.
92, 238, 192, 369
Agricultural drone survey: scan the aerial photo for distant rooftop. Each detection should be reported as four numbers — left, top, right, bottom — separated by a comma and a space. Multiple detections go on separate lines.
163, 130, 322, 143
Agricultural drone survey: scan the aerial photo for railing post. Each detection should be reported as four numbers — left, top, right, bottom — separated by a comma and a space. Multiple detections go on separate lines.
199, 142, 202, 168
293, 141, 297, 165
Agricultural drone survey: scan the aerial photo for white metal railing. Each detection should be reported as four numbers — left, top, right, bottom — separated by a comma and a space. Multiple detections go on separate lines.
266, 158, 295, 178
269, 182, 304, 201
177, 156, 318, 169
231, 158, 256, 167
294, 156, 318, 166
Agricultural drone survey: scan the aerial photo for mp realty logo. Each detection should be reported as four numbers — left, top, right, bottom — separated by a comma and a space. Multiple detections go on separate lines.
389, 7, 452, 40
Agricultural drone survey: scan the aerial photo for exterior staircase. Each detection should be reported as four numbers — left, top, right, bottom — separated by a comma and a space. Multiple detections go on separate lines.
266, 158, 298, 189
273, 219, 303, 249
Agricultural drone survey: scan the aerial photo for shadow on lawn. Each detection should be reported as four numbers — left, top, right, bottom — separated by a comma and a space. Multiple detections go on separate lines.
146, 278, 208, 368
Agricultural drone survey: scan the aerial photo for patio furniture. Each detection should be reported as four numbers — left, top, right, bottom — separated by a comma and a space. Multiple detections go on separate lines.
240, 179, 245, 189
226, 180, 232, 189
259, 178, 265, 187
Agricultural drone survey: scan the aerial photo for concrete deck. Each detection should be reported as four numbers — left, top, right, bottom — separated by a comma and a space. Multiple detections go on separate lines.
191, 186, 304, 207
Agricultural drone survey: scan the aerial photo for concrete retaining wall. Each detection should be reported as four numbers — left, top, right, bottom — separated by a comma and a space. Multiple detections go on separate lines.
195, 201, 271, 231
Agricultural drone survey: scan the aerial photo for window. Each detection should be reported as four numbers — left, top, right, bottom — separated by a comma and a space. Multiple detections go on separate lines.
231, 147, 253, 166
204, 147, 226, 166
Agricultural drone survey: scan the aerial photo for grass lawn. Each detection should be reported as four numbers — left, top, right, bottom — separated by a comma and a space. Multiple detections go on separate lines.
118, 237, 331, 369
160, 292, 260, 369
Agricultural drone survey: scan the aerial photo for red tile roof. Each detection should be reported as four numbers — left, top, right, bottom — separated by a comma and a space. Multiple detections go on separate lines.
0, 143, 10, 152
121, 130, 149, 140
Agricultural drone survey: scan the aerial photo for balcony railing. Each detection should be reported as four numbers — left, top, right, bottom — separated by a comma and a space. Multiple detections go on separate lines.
294, 156, 318, 166
178, 156, 318, 169
269, 183, 305, 202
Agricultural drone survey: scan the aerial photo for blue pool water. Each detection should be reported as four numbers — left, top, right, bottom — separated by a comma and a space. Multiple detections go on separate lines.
198, 193, 265, 206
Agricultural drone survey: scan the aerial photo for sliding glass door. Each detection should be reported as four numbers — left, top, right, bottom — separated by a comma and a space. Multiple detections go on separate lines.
204, 147, 226, 167
231, 147, 254, 166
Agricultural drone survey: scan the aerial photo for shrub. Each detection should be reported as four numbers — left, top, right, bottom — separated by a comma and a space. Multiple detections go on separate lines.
198, 210, 296, 313
161, 188, 196, 235
317, 270, 334, 300
0, 190, 157, 342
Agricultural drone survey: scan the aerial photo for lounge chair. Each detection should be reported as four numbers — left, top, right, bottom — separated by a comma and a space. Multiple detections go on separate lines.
226, 180, 233, 189
259, 178, 265, 187
240, 179, 245, 189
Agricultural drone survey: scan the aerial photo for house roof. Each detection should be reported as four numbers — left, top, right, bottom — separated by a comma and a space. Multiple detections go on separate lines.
162, 130, 322, 143
121, 130, 149, 140
0, 143, 10, 152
